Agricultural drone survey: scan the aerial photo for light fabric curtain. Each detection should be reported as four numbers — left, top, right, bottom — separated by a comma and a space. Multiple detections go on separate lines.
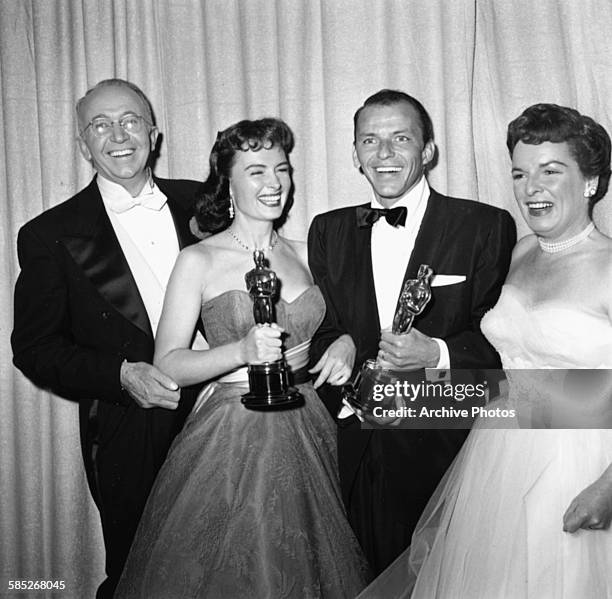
472, 0, 612, 233
1, 1, 610, 596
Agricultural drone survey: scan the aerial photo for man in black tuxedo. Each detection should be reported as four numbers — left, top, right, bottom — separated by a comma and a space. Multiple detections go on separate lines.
308, 89, 516, 574
11, 79, 201, 598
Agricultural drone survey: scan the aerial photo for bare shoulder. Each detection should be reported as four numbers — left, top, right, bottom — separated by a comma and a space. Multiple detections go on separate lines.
176, 238, 216, 272
593, 230, 612, 279
588, 231, 612, 317
281, 237, 308, 264
200, 229, 231, 249
511, 233, 538, 260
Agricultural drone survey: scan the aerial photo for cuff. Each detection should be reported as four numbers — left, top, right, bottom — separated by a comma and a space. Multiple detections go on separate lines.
433, 338, 450, 369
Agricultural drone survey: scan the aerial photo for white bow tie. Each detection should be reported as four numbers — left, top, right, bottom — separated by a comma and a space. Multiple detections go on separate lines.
107, 185, 167, 214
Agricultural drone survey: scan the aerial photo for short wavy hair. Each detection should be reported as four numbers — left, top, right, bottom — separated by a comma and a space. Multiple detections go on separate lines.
353, 89, 434, 145
194, 118, 295, 234
507, 103, 611, 215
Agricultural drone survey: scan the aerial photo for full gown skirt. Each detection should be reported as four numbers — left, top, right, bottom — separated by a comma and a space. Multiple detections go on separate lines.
358, 284, 612, 599
116, 287, 370, 598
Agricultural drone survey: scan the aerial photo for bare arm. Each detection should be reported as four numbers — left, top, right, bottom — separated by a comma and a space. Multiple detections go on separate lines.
564, 252, 612, 532
154, 247, 282, 386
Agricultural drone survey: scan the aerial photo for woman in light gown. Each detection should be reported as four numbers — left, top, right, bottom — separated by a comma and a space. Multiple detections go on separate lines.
358, 103, 612, 599
115, 118, 370, 598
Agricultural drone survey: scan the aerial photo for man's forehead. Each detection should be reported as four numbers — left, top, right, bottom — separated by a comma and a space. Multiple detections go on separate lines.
355, 102, 423, 137
356, 102, 422, 133
79, 85, 147, 119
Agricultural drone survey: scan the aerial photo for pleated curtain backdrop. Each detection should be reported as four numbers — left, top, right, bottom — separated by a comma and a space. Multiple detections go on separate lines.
1, 1, 611, 597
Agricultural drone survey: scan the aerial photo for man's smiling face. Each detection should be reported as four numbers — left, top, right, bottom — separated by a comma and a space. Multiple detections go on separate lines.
77, 84, 158, 196
353, 101, 434, 207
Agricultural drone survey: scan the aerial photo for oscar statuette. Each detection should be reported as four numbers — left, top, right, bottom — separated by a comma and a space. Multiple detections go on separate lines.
343, 264, 434, 420
241, 250, 304, 410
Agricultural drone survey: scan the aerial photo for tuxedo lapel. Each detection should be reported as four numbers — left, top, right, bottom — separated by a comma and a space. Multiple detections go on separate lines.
394, 190, 460, 332
61, 179, 152, 338
156, 177, 196, 250
350, 206, 382, 352
388, 191, 449, 325
404, 192, 447, 281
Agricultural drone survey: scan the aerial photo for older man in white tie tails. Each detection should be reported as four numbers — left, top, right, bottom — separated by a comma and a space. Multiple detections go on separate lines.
12, 78, 203, 599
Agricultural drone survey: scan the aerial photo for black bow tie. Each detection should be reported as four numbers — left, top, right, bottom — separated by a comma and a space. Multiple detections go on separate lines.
356, 205, 408, 228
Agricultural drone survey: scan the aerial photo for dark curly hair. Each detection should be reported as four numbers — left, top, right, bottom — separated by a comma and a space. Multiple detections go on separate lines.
194, 118, 295, 234
507, 103, 611, 216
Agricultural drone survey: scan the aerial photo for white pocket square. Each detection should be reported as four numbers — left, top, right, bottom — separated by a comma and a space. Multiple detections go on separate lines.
431, 274, 466, 287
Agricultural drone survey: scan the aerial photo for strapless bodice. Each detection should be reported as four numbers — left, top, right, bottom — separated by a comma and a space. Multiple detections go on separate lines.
118, 282, 371, 599
200, 285, 325, 350
481, 285, 612, 369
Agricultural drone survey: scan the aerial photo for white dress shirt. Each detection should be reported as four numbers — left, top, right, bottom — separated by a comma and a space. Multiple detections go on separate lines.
98, 174, 179, 335
370, 176, 450, 369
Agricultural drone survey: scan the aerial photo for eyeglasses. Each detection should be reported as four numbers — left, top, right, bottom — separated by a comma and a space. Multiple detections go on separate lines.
81, 114, 152, 138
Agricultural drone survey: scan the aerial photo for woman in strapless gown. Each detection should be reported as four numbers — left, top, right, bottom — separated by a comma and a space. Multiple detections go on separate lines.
358, 104, 612, 599
115, 119, 370, 598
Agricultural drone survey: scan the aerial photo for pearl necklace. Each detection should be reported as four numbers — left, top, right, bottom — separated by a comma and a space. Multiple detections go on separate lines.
227, 228, 279, 252
538, 222, 595, 254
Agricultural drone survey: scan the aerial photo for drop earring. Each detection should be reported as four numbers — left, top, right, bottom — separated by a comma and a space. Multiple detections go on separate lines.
228, 194, 235, 219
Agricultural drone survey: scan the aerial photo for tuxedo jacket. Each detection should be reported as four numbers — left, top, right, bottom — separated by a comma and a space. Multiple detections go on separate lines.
308, 188, 517, 501
11, 176, 201, 500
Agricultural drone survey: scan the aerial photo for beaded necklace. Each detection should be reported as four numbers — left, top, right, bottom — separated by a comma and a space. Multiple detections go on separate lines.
538, 222, 595, 254
227, 228, 279, 252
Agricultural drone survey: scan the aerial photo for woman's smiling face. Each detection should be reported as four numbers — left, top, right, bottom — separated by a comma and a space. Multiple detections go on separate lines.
511, 140, 595, 239
230, 145, 292, 222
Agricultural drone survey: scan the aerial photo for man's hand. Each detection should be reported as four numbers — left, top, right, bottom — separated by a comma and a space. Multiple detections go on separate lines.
378, 328, 440, 370
563, 476, 612, 533
120, 361, 181, 410
309, 334, 356, 388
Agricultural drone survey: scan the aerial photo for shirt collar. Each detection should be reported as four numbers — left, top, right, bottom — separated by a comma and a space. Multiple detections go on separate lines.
97, 170, 167, 213
370, 176, 430, 212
